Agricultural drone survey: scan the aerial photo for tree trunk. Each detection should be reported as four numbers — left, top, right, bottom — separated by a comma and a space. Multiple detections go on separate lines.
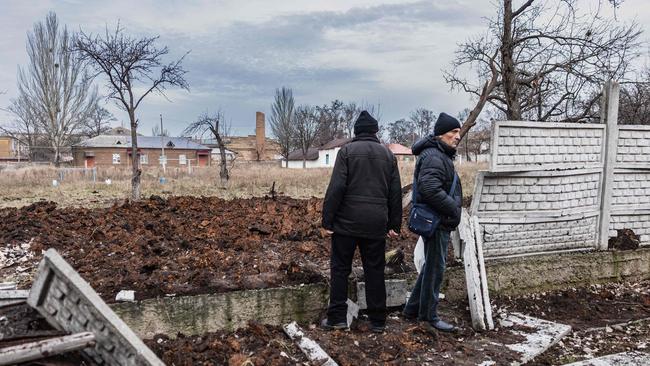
501, 0, 521, 120
215, 133, 229, 186
129, 109, 141, 200
459, 51, 499, 142
53, 144, 61, 168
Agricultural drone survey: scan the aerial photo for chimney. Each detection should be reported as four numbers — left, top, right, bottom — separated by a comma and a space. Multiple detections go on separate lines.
255, 112, 265, 161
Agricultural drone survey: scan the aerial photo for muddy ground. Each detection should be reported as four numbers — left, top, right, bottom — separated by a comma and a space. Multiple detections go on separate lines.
2, 277, 648, 365
141, 280, 649, 365
0, 196, 431, 301
496, 281, 650, 365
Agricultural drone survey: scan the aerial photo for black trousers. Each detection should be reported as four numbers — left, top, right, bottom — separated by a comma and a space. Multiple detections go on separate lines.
327, 233, 386, 324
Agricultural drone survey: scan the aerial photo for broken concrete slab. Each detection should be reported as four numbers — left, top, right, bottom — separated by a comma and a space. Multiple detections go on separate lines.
115, 290, 135, 302
562, 351, 650, 366
27, 249, 164, 366
283, 321, 338, 366
0, 331, 96, 366
0, 290, 29, 299
0, 290, 29, 308
0, 283, 16, 290
499, 312, 572, 365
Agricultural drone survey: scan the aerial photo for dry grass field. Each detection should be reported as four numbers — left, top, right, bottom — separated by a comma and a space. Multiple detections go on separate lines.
0, 161, 487, 208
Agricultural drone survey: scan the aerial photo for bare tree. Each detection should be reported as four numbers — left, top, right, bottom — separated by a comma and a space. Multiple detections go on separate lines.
445, 0, 642, 139
183, 111, 230, 185
75, 23, 189, 200
619, 84, 650, 125
293, 105, 321, 168
409, 108, 435, 140
387, 118, 415, 146
314, 100, 345, 146
2, 94, 42, 161
269, 87, 295, 164
342, 102, 359, 138
10, 12, 98, 166
83, 103, 115, 137
619, 68, 650, 125
456, 108, 492, 162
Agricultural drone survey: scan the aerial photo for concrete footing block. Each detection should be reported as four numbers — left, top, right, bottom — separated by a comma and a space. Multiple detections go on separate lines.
356, 279, 409, 309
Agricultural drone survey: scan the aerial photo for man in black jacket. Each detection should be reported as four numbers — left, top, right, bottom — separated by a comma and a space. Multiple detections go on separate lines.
403, 112, 462, 334
322, 111, 402, 333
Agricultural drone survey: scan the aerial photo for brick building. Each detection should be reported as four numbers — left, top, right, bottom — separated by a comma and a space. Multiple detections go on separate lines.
200, 112, 282, 162
386, 143, 414, 162
71, 135, 211, 168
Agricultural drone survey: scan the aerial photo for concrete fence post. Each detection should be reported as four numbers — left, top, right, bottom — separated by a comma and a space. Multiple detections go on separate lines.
597, 81, 620, 250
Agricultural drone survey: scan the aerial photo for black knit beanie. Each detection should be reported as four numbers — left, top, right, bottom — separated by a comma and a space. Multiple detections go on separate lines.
354, 110, 379, 135
434, 112, 461, 136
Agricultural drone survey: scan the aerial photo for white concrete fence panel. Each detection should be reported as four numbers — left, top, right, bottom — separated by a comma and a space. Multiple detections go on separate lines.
472, 81, 649, 259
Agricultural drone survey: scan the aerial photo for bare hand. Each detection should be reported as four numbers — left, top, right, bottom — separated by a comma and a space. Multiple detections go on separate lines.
387, 230, 399, 238
325, 229, 334, 236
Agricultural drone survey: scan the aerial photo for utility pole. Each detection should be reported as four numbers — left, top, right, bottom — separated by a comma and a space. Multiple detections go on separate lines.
160, 113, 166, 174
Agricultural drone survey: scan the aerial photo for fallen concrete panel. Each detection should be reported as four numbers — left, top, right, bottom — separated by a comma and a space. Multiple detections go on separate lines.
460, 210, 488, 331
27, 249, 164, 366
112, 283, 329, 339
0, 331, 96, 366
499, 312, 572, 365
562, 351, 650, 366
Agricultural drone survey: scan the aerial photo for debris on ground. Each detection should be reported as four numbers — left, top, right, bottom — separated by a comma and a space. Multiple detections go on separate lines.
608, 228, 641, 251
145, 322, 309, 366
0, 196, 433, 301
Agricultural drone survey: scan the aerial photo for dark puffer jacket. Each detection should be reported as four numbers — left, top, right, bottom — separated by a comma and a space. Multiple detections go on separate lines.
412, 135, 462, 231
322, 133, 402, 239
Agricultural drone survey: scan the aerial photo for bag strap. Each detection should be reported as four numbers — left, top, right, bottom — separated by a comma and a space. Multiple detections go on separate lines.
411, 158, 421, 205
411, 156, 459, 205
449, 173, 459, 197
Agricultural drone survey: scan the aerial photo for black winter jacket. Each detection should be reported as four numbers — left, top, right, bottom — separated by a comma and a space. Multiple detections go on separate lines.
322, 133, 402, 239
412, 136, 462, 231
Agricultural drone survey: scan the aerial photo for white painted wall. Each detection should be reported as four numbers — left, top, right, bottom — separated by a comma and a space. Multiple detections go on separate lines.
284, 159, 321, 169
317, 147, 340, 168
283, 147, 342, 168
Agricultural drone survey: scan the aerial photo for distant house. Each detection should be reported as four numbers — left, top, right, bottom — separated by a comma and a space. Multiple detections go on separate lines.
71, 135, 211, 168
386, 143, 414, 162
284, 138, 352, 169
0, 135, 29, 162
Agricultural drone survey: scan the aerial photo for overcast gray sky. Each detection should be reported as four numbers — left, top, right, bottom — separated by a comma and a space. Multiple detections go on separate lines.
1, 0, 648, 137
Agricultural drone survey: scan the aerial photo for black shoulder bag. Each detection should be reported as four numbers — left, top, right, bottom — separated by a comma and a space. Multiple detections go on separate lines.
407, 161, 459, 238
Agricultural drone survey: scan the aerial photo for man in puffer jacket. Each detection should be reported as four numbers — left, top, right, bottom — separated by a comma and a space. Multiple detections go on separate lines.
321, 110, 402, 333
402, 112, 463, 334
